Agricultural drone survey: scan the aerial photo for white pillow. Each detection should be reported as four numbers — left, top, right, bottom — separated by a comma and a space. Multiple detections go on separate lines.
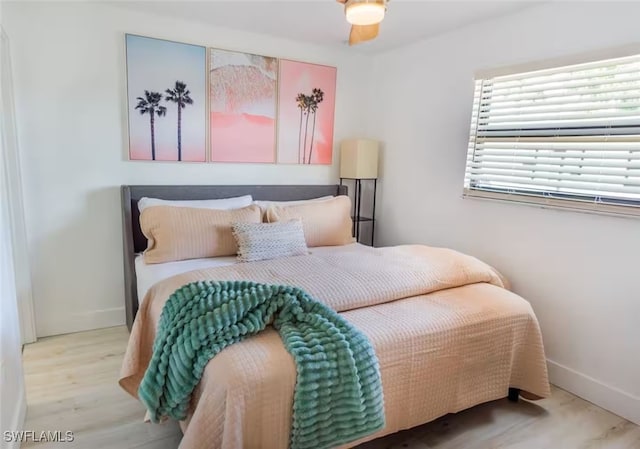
137, 195, 253, 213
253, 196, 333, 212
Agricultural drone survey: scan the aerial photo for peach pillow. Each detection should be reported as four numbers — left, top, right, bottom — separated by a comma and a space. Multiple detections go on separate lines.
140, 204, 261, 263
266, 196, 355, 247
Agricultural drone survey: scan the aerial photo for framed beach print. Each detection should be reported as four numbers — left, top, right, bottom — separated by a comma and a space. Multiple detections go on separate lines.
126, 34, 207, 162
277, 60, 337, 165
209, 48, 278, 163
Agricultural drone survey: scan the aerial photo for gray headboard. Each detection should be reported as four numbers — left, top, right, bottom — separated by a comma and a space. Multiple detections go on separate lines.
121, 184, 348, 330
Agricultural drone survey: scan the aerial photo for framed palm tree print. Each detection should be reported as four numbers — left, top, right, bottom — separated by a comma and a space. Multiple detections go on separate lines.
126, 34, 206, 162
277, 60, 337, 165
209, 48, 278, 163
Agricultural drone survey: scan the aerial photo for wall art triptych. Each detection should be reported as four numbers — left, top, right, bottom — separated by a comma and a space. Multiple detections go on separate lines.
125, 34, 336, 165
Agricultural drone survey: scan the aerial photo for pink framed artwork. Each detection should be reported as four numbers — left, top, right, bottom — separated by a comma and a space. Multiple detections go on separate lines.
126, 34, 207, 162
277, 60, 337, 165
209, 48, 278, 163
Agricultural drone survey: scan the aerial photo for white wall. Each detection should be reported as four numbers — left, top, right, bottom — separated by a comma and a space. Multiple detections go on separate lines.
369, 1, 640, 424
2, 2, 373, 337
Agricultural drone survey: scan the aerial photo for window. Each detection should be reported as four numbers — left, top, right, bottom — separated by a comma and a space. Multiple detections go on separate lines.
465, 52, 640, 217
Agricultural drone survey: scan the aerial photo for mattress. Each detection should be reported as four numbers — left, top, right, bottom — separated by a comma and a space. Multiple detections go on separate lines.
121, 243, 550, 449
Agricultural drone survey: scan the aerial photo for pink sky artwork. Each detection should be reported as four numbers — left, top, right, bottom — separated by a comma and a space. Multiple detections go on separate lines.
210, 49, 277, 163
277, 60, 336, 165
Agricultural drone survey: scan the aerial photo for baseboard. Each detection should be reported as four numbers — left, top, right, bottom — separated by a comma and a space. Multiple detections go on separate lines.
547, 359, 640, 425
6, 384, 27, 449
36, 307, 125, 337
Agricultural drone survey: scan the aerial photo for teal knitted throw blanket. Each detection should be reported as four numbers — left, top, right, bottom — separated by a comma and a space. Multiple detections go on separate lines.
138, 280, 385, 449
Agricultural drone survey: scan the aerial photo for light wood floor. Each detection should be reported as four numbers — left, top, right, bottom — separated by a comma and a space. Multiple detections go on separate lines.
22, 326, 639, 449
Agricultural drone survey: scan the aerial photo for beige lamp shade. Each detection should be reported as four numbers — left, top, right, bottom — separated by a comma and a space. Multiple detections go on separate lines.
340, 139, 379, 179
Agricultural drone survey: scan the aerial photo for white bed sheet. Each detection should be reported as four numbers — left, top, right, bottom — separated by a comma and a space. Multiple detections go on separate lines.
135, 255, 238, 304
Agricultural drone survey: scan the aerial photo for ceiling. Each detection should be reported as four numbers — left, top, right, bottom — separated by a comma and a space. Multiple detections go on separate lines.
112, 0, 541, 53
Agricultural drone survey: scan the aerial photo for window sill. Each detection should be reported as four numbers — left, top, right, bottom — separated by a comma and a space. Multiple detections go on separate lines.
462, 189, 640, 220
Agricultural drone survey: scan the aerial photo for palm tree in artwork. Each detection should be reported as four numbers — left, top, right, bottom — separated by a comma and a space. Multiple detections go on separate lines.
296, 93, 310, 164
135, 90, 167, 160
165, 81, 194, 161
307, 88, 325, 164
295, 88, 325, 164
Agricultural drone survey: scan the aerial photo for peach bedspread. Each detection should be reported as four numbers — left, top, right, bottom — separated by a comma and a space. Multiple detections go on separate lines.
120, 244, 550, 449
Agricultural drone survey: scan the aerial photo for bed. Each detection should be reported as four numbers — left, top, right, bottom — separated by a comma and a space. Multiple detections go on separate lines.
119, 184, 550, 449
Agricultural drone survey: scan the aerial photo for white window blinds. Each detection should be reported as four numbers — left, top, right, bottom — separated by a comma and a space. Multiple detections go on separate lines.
465, 53, 640, 216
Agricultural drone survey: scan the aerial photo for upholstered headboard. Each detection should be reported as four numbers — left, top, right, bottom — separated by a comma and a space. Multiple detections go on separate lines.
121, 184, 348, 330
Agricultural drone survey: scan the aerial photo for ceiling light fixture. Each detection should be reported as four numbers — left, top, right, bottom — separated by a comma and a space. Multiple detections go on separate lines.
345, 0, 387, 26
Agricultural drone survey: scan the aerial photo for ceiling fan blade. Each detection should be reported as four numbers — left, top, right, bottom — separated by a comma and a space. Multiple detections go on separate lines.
349, 23, 379, 46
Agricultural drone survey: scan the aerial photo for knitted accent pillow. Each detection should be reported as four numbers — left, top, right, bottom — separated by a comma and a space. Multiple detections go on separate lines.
232, 220, 309, 262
